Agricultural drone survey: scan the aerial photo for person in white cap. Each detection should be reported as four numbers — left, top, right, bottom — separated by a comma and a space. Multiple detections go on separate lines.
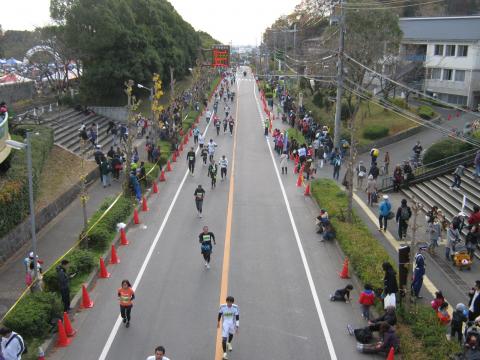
378, 195, 392, 232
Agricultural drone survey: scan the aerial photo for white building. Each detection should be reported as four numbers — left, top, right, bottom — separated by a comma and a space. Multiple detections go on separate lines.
399, 16, 480, 109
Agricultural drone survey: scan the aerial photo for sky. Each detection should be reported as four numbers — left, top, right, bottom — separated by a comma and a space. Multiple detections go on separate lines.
2, 0, 298, 46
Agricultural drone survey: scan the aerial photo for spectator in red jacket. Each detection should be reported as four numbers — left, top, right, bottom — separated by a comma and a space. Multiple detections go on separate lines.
468, 205, 480, 227
359, 284, 376, 320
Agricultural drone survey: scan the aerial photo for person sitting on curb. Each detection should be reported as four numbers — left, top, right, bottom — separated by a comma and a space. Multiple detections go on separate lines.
356, 323, 400, 355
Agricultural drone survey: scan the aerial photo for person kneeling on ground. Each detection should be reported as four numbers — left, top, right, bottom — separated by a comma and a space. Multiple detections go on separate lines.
356, 323, 400, 355
347, 306, 397, 339
320, 221, 336, 242
330, 284, 354, 302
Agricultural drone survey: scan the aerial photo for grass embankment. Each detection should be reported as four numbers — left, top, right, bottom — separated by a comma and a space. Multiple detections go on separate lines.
311, 179, 461, 359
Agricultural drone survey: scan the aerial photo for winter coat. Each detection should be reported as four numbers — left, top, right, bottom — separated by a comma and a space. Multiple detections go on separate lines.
384, 269, 398, 295
379, 200, 392, 217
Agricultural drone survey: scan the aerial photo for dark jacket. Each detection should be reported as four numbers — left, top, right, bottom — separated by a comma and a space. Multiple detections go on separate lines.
380, 328, 399, 352
56, 265, 69, 291
372, 310, 397, 326
469, 291, 480, 317
395, 205, 412, 223
384, 269, 398, 295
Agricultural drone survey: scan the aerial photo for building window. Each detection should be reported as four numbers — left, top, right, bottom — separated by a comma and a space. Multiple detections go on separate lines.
457, 45, 468, 57
448, 94, 467, 106
443, 69, 453, 80
430, 68, 441, 80
446, 45, 456, 56
434, 44, 444, 56
454, 70, 466, 82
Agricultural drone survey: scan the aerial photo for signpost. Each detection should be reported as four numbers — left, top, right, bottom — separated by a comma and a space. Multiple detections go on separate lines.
212, 45, 230, 68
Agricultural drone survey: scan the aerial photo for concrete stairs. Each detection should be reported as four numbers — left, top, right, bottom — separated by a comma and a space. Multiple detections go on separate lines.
41, 109, 118, 158
402, 167, 478, 235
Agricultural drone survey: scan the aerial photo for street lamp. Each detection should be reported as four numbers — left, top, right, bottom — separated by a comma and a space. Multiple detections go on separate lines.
6, 133, 39, 288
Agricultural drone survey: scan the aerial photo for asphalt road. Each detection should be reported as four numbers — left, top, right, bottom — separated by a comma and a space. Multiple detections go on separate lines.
49, 68, 373, 360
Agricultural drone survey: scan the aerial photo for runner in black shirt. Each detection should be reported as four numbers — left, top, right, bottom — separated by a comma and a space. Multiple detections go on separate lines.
199, 226, 216, 269
223, 118, 228, 134
194, 184, 206, 218
228, 116, 234, 136
186, 147, 196, 176
208, 159, 218, 189
201, 147, 208, 166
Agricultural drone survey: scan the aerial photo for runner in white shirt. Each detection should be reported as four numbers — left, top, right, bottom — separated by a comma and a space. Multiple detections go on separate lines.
207, 139, 217, 163
206, 110, 212, 124
217, 296, 239, 360
146, 345, 170, 360
219, 155, 228, 181
198, 134, 205, 149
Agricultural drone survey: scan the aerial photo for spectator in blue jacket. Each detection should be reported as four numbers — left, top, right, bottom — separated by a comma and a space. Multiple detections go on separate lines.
378, 195, 392, 232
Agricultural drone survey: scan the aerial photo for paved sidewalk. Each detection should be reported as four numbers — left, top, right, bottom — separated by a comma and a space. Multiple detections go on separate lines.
269, 100, 478, 311
0, 137, 146, 319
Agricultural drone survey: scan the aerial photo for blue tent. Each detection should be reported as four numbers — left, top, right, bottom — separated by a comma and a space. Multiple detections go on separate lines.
5, 58, 21, 66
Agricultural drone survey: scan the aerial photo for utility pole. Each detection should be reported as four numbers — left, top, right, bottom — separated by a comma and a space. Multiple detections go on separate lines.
293, 23, 300, 90
333, 0, 345, 150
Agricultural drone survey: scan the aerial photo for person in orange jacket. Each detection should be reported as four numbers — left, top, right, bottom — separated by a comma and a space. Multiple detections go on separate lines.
436, 302, 451, 326
118, 279, 135, 328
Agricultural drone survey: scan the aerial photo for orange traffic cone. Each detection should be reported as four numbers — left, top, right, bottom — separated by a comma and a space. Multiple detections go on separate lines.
304, 182, 311, 196
294, 156, 299, 166
56, 320, 71, 347
99, 257, 110, 278
142, 196, 148, 211
339, 257, 350, 279
172, 152, 177, 162
179, 129, 184, 136
179, 143, 184, 152
296, 174, 303, 187
38, 347, 46, 360
167, 160, 172, 172
63, 311, 76, 337
110, 245, 120, 264
294, 164, 298, 174
189, 128, 193, 136
290, 153, 294, 160
160, 169, 166, 182
133, 208, 140, 224
81, 285, 94, 308
153, 181, 158, 193
184, 135, 189, 144
120, 228, 129, 246
386, 346, 395, 360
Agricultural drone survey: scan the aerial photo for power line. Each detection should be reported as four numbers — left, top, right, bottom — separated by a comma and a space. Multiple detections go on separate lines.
342, 79, 480, 147
343, 52, 480, 119
342, 0, 445, 10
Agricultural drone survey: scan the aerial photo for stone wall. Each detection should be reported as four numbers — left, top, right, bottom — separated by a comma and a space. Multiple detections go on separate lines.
0, 167, 98, 266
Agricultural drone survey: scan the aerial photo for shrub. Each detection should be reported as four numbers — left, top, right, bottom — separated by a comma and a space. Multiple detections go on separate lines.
287, 128, 306, 146
311, 179, 460, 359
417, 105, 435, 119
144, 163, 160, 186
362, 124, 389, 140
312, 91, 325, 108
4, 291, 62, 339
423, 138, 472, 166
43, 249, 96, 291
0, 126, 54, 237
391, 97, 408, 109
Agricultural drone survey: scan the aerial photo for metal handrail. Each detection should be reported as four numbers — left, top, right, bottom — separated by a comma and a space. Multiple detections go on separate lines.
415, 148, 478, 176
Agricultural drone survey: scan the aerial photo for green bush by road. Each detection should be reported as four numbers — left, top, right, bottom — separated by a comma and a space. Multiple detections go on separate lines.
311, 179, 461, 359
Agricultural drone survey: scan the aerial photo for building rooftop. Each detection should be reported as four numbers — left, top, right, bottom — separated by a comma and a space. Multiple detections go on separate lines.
399, 16, 480, 42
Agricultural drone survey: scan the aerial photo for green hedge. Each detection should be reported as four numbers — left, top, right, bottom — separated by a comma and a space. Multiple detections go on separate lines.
4, 291, 62, 339
362, 124, 389, 140
312, 91, 325, 108
0, 126, 54, 237
417, 105, 435, 120
86, 196, 134, 251
311, 179, 460, 359
287, 128, 306, 146
423, 138, 473, 166
43, 249, 96, 292
391, 97, 408, 109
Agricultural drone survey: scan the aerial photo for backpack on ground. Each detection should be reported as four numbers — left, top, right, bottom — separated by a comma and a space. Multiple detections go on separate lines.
400, 207, 410, 221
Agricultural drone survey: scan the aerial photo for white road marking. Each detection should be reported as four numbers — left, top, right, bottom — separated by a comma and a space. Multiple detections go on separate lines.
98, 91, 220, 360
252, 81, 338, 360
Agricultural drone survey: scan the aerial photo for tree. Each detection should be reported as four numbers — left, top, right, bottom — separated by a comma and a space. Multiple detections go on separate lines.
60, 0, 201, 102
50, 0, 75, 24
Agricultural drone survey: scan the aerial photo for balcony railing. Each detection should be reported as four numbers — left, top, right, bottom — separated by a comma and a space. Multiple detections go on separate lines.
401, 54, 426, 62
